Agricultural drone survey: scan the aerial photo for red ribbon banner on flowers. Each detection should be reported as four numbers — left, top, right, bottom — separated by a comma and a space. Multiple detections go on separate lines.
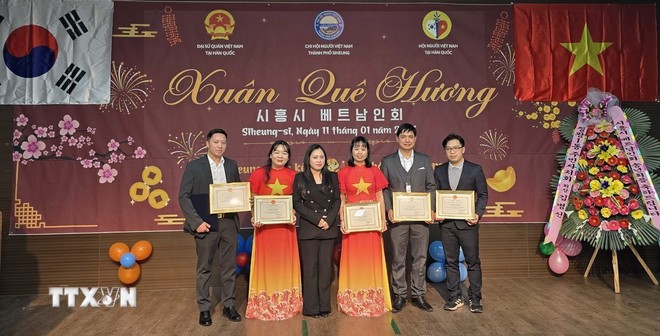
609, 106, 660, 230
545, 119, 588, 244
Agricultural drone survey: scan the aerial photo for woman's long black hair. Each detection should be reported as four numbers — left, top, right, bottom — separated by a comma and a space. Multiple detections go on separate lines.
264, 140, 291, 181
298, 144, 333, 197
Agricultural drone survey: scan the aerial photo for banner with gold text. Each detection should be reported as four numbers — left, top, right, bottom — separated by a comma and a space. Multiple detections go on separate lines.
10, 2, 571, 234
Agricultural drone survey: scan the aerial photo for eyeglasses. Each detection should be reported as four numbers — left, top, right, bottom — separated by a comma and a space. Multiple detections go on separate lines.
445, 146, 463, 152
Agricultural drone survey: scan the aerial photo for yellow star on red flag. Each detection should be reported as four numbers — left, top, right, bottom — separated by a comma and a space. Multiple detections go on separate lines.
560, 24, 612, 76
352, 177, 372, 196
267, 178, 288, 195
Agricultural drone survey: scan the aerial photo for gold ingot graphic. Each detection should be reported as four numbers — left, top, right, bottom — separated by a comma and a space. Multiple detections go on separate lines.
487, 166, 516, 192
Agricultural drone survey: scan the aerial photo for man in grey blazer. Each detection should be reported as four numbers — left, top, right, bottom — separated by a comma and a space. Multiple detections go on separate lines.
381, 123, 437, 313
434, 133, 488, 313
179, 128, 242, 326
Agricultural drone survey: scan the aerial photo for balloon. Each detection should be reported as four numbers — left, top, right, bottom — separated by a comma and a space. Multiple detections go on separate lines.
131, 240, 153, 261
459, 248, 465, 262
557, 238, 582, 257
236, 252, 250, 268
245, 235, 254, 254
538, 241, 556, 256
235, 265, 242, 275
120, 252, 137, 268
459, 263, 468, 281
237, 234, 246, 253
427, 262, 447, 283
118, 264, 141, 285
428, 241, 445, 263
109, 242, 129, 262
548, 250, 570, 274
333, 243, 342, 266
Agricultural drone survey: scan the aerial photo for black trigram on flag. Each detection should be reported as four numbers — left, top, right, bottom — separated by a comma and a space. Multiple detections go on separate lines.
56, 63, 86, 94
59, 10, 88, 40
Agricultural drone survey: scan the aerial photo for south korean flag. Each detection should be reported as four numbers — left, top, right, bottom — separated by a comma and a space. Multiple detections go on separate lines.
0, 0, 113, 104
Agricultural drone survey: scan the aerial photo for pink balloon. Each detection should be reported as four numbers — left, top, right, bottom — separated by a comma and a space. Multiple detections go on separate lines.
548, 249, 570, 274
557, 238, 582, 257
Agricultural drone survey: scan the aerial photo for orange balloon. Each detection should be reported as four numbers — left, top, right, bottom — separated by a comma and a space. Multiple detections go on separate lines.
131, 240, 153, 261
109, 242, 130, 262
118, 264, 141, 285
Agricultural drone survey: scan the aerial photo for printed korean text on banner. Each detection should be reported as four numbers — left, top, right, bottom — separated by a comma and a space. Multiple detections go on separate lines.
514, 4, 657, 102
0, 0, 113, 104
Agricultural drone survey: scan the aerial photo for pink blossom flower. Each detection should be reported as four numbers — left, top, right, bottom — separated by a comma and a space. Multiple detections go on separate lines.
20, 135, 46, 159
68, 137, 78, 146
55, 150, 62, 157
127, 136, 134, 145
621, 175, 632, 184
109, 153, 118, 163
133, 146, 147, 158
608, 220, 620, 231
97, 164, 118, 183
583, 196, 593, 207
50, 145, 57, 152
628, 199, 640, 210
588, 206, 599, 216
58, 115, 79, 135
600, 220, 610, 231
15, 114, 28, 126
89, 149, 96, 156
118, 153, 126, 161
12, 151, 22, 161
13, 129, 23, 140
93, 161, 101, 168
619, 205, 630, 216
35, 127, 48, 138
107, 139, 120, 151
80, 159, 94, 168
572, 183, 580, 192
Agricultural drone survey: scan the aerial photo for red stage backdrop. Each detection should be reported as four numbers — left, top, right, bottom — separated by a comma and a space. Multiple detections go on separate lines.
10, 2, 572, 234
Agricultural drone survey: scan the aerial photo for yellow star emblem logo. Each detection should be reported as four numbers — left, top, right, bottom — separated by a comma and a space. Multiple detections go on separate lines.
560, 24, 612, 76
352, 177, 372, 196
267, 178, 288, 195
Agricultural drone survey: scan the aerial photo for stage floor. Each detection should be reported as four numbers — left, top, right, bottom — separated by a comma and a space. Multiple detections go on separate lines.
1, 274, 659, 336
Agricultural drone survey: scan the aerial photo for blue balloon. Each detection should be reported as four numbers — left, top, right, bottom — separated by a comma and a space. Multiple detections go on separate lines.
427, 262, 447, 283
120, 252, 136, 268
428, 240, 445, 263
237, 234, 246, 253
245, 235, 254, 254
459, 262, 468, 282
459, 248, 465, 262
235, 265, 242, 275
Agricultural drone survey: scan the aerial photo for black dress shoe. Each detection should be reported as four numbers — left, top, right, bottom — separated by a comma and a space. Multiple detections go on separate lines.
320, 311, 331, 318
411, 296, 434, 312
303, 313, 321, 319
391, 296, 406, 313
199, 310, 212, 326
223, 306, 242, 322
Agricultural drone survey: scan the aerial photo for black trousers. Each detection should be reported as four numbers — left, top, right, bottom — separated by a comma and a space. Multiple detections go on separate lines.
441, 221, 483, 301
299, 238, 335, 315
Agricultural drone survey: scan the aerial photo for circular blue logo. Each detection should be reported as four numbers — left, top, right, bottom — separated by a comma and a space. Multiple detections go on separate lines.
3, 25, 59, 78
314, 11, 344, 40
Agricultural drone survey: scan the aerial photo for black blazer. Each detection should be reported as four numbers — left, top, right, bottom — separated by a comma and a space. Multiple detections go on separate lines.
433, 160, 488, 230
178, 155, 241, 237
292, 172, 340, 240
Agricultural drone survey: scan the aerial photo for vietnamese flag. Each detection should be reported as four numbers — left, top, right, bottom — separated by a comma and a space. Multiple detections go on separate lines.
514, 4, 657, 102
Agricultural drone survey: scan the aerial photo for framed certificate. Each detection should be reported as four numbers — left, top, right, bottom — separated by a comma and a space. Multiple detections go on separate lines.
253, 195, 294, 224
392, 192, 432, 222
209, 182, 251, 214
436, 190, 475, 220
344, 202, 382, 233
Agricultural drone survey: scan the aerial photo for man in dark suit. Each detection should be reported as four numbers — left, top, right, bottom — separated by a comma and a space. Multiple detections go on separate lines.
434, 133, 488, 313
179, 128, 242, 326
381, 123, 437, 313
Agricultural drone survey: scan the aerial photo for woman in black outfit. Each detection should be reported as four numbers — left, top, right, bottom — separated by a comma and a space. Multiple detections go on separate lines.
293, 144, 340, 318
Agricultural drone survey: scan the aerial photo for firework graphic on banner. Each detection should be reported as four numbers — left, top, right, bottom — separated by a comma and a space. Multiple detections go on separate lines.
168, 131, 207, 167
489, 43, 515, 86
99, 62, 154, 114
479, 129, 509, 161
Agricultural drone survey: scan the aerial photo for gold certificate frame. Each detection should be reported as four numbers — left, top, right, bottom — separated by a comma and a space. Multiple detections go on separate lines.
209, 182, 251, 214
435, 190, 475, 220
344, 202, 382, 233
253, 195, 294, 224
392, 192, 432, 222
